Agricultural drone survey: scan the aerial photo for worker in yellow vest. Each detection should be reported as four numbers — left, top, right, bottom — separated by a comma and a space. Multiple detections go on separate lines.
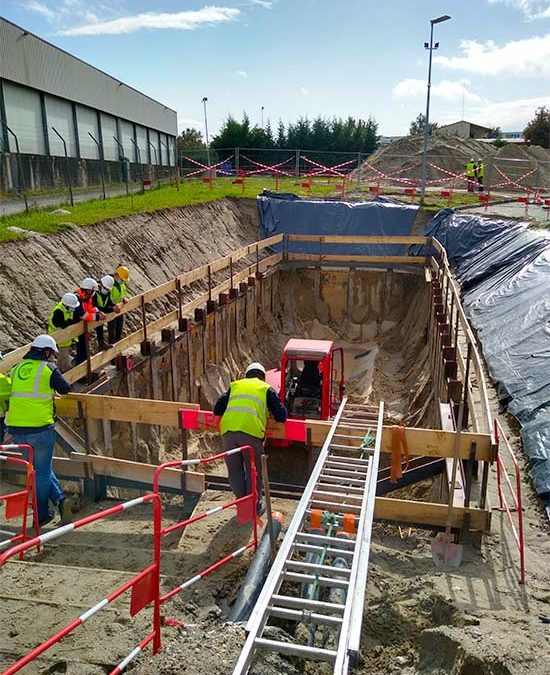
465, 158, 476, 192
6, 335, 72, 527
108, 265, 129, 344
475, 159, 485, 192
0, 352, 10, 443
214, 362, 287, 515
47, 292, 80, 372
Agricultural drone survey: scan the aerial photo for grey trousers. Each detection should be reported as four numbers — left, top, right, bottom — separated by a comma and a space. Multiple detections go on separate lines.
222, 431, 264, 500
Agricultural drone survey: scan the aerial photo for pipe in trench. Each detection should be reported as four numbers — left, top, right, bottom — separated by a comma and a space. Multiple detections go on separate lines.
229, 511, 284, 623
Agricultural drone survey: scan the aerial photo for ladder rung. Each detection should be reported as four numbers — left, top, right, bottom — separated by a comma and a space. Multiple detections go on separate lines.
316, 482, 364, 494
271, 594, 346, 614
333, 433, 369, 440
296, 531, 356, 548
254, 637, 337, 662
292, 542, 355, 559
282, 571, 349, 588
329, 444, 374, 454
313, 489, 363, 503
326, 457, 369, 467
321, 467, 367, 479
310, 498, 362, 513
285, 559, 351, 576
341, 416, 378, 424
267, 605, 344, 626
320, 473, 365, 486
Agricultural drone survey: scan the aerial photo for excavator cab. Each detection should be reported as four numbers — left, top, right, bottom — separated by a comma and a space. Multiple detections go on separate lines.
274, 339, 345, 420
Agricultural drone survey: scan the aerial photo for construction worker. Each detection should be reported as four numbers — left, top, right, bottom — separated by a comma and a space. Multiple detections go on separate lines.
214, 362, 287, 515
74, 278, 106, 365
47, 292, 80, 372
108, 266, 129, 344
466, 158, 476, 192
95, 275, 121, 350
6, 335, 72, 527
0, 352, 10, 443
475, 158, 485, 192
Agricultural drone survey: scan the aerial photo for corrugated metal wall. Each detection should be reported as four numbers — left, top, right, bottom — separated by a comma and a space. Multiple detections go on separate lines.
100, 113, 119, 161
46, 94, 77, 156
0, 18, 177, 136
3, 80, 44, 154
77, 105, 100, 160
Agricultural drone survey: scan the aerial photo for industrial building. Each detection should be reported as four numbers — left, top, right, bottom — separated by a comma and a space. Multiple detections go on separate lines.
0, 16, 177, 192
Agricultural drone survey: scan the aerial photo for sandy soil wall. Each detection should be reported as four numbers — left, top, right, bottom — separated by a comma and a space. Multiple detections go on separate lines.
0, 198, 259, 349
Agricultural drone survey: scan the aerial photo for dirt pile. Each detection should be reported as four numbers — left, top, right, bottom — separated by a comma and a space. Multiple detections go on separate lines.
361, 134, 550, 192
0, 198, 259, 350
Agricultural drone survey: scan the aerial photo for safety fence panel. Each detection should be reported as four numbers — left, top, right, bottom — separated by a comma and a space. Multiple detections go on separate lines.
494, 418, 526, 585
0, 493, 162, 675
0, 444, 38, 556
153, 443, 259, 606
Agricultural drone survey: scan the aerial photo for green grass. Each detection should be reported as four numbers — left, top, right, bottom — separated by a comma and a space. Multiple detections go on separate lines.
0, 176, 481, 243
0, 177, 337, 242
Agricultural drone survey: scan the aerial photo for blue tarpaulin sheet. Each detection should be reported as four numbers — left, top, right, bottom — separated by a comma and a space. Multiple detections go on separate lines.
425, 210, 550, 500
257, 191, 419, 256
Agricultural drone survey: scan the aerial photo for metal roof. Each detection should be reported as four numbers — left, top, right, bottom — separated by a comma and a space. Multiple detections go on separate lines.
284, 338, 333, 360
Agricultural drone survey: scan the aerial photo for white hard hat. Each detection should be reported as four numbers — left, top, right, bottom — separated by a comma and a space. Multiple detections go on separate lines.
80, 277, 99, 291
61, 292, 79, 308
245, 362, 266, 376
100, 275, 115, 290
32, 334, 59, 353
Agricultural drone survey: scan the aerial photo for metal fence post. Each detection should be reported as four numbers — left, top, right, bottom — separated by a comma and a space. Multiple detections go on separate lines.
2, 122, 28, 212
88, 131, 106, 200
235, 147, 240, 176
113, 136, 129, 196
295, 149, 300, 178
148, 141, 160, 189
51, 126, 74, 207
130, 138, 144, 194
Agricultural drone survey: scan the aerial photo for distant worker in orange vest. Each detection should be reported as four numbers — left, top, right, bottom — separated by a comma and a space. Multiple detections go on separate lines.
74, 278, 106, 365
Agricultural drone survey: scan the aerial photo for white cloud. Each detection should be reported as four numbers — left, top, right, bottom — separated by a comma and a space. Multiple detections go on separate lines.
435, 35, 550, 77
60, 6, 241, 36
487, 0, 550, 20
393, 78, 481, 102
464, 96, 550, 128
235, 70, 248, 79
250, 0, 274, 7
300, 87, 309, 96
22, 0, 57, 20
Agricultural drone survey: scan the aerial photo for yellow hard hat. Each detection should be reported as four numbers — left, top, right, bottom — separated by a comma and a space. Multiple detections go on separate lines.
115, 265, 129, 282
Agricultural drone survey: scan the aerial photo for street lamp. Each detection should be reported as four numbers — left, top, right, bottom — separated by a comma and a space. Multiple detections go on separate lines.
419, 14, 451, 204
261, 106, 265, 128
202, 96, 211, 170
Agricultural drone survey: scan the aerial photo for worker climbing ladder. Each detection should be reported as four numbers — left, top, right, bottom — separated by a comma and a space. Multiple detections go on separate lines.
232, 398, 384, 675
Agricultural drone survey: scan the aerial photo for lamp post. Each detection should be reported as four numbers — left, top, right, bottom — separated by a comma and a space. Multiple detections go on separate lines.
419, 14, 451, 204
261, 106, 264, 128
202, 96, 211, 170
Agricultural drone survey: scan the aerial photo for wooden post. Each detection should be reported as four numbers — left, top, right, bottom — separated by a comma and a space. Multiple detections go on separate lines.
261, 454, 276, 562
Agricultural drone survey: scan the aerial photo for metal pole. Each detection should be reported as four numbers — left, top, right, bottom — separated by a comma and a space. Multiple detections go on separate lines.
261, 454, 276, 562
202, 97, 211, 171
261, 106, 264, 128
88, 131, 106, 200
130, 138, 144, 194
3, 122, 28, 211
148, 141, 160, 189
51, 126, 74, 207
420, 22, 435, 204
113, 136, 129, 196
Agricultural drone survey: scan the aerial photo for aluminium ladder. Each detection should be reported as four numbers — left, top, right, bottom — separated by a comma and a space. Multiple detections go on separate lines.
232, 397, 384, 675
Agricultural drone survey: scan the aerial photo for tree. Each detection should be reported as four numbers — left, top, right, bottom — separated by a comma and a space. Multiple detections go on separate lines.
409, 113, 438, 137
523, 107, 550, 149
487, 126, 502, 139
176, 128, 205, 153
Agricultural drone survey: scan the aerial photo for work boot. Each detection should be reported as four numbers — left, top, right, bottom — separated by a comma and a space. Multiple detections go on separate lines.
58, 498, 73, 525
97, 340, 114, 351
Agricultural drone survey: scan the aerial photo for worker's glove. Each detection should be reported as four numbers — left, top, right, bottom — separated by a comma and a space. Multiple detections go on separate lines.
113, 305, 121, 314
97, 311, 107, 321
122, 298, 128, 305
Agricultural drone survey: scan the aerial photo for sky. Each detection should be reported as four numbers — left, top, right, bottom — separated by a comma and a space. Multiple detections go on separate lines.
3, 0, 550, 137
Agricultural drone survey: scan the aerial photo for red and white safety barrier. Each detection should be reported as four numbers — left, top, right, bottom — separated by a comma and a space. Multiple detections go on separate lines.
301, 156, 356, 178
239, 155, 295, 177
0, 444, 39, 556
183, 154, 235, 178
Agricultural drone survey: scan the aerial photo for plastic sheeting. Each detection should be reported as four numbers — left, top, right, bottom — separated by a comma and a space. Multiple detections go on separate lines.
257, 191, 419, 256
425, 210, 550, 500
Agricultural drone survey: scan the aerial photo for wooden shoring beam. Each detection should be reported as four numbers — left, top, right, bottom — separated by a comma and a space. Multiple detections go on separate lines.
287, 253, 428, 265
374, 496, 491, 532
287, 235, 429, 245
56, 394, 493, 462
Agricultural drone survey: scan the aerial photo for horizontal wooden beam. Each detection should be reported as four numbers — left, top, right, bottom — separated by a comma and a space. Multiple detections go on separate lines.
287, 254, 428, 265
374, 496, 491, 532
287, 235, 429, 245
57, 394, 199, 427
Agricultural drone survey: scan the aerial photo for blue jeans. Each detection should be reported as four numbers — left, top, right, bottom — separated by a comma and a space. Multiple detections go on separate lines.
10, 427, 65, 521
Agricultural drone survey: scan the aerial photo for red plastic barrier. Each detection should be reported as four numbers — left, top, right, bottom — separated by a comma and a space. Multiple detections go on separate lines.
0, 444, 39, 557
493, 419, 525, 584
152, 446, 259, 606
0, 493, 162, 674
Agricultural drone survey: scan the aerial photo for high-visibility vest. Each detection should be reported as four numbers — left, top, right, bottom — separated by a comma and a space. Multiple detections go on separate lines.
7, 359, 55, 428
466, 162, 475, 177
110, 280, 126, 304
0, 372, 10, 418
220, 377, 271, 439
47, 301, 75, 347
95, 291, 110, 310
478, 162, 485, 178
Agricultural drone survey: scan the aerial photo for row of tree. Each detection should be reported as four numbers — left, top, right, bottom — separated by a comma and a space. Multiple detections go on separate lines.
177, 114, 379, 155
